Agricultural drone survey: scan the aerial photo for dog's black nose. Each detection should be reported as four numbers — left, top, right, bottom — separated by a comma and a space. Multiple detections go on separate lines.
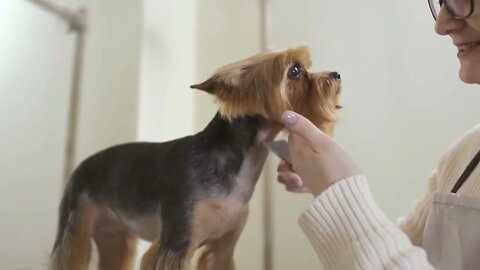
330, 72, 341, 80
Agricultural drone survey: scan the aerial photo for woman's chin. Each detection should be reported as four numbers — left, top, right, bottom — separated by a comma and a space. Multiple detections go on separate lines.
459, 67, 480, 84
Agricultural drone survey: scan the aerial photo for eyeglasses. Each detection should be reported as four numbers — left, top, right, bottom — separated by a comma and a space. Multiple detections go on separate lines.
428, 0, 475, 20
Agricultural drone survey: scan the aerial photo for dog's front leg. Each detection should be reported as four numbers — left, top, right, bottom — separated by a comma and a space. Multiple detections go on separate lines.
196, 209, 249, 270
140, 212, 196, 270
140, 241, 195, 270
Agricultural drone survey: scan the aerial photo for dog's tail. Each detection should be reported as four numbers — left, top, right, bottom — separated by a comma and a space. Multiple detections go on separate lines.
49, 173, 92, 270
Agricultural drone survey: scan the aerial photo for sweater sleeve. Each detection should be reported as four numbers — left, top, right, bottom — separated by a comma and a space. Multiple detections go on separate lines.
298, 176, 433, 270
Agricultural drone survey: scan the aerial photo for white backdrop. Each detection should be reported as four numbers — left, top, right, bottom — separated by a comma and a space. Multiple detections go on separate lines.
0, 2, 72, 269
0, 0, 141, 269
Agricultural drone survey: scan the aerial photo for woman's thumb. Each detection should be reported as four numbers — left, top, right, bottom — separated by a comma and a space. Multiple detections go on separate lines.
281, 111, 327, 147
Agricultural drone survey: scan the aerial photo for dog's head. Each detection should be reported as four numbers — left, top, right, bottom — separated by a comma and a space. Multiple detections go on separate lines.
191, 45, 342, 135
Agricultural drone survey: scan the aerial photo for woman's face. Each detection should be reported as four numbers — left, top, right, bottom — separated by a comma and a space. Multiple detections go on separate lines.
436, 0, 480, 84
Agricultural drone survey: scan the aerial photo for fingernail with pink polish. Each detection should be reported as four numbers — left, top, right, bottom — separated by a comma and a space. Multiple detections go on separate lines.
281, 111, 298, 125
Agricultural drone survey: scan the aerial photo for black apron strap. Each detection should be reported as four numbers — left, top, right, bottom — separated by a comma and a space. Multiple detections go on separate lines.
451, 150, 480, 193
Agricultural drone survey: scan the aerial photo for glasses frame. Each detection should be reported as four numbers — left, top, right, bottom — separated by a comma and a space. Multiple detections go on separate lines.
428, 0, 475, 20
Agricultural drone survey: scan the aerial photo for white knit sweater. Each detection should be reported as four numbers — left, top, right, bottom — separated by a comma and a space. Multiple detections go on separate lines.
299, 125, 480, 269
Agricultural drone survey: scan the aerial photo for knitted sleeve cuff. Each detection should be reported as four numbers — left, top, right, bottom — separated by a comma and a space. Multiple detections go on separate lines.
299, 175, 427, 269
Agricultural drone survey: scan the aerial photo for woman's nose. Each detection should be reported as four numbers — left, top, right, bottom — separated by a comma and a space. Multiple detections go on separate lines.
435, 5, 464, 35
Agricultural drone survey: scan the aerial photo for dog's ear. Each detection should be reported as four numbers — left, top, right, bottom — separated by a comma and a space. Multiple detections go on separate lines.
189, 56, 284, 120
190, 54, 284, 96
190, 65, 252, 95
190, 74, 226, 94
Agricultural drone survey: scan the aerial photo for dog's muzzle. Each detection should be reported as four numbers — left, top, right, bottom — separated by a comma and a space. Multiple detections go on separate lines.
330, 72, 341, 81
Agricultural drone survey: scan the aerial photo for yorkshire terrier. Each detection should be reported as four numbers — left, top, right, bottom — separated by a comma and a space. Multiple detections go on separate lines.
49, 45, 342, 270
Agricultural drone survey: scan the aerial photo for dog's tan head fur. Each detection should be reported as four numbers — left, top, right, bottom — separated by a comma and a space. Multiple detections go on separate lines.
191, 45, 341, 135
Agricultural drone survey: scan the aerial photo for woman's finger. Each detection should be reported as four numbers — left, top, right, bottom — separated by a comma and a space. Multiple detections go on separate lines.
277, 171, 302, 187
277, 159, 294, 173
286, 185, 310, 193
281, 111, 332, 150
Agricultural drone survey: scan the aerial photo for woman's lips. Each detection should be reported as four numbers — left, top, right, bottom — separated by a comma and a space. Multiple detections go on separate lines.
456, 41, 480, 58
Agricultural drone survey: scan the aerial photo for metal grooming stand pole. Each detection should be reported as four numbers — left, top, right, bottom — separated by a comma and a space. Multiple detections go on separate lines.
260, 0, 274, 269
27, 0, 87, 183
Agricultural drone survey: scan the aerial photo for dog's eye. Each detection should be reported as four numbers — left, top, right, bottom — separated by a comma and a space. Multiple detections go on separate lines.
287, 65, 302, 80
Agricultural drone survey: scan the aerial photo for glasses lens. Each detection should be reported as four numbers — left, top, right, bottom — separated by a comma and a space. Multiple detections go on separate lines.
429, 0, 472, 19
429, 0, 441, 19
449, 0, 472, 17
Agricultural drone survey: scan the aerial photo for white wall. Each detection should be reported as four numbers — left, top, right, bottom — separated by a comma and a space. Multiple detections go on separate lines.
137, 0, 196, 142
0, 2, 73, 269
270, 1, 480, 269
74, 0, 142, 164
0, 0, 141, 269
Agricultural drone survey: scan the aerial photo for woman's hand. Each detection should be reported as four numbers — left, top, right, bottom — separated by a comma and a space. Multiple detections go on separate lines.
277, 159, 310, 193
280, 111, 361, 196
